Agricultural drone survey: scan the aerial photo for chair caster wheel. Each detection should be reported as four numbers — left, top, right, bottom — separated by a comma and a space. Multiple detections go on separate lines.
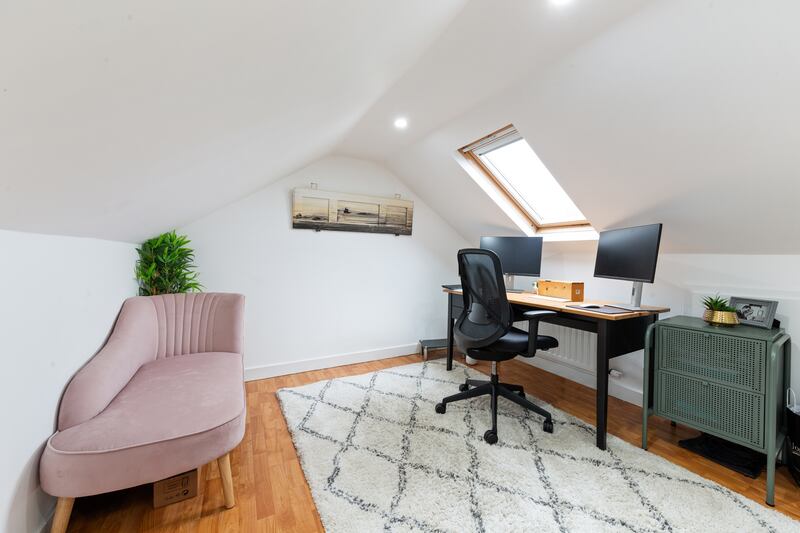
435, 403, 446, 414
459, 383, 469, 392
484, 430, 498, 445
543, 420, 554, 434
516, 390, 525, 398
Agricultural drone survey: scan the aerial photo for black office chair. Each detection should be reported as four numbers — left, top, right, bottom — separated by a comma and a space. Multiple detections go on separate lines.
435, 248, 558, 444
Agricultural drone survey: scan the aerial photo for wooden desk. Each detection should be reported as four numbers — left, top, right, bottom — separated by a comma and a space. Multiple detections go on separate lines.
443, 287, 670, 450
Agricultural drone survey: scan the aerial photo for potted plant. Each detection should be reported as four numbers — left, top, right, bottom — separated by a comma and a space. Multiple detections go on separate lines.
135, 230, 202, 296
702, 295, 740, 326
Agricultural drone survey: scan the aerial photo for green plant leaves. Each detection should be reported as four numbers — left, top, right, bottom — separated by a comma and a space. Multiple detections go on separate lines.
702, 294, 736, 312
135, 230, 203, 296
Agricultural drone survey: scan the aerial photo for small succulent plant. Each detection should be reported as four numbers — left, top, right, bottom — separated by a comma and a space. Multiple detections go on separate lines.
702, 294, 736, 313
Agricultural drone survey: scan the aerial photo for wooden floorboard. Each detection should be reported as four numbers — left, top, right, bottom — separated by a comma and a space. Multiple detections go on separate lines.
66, 352, 800, 531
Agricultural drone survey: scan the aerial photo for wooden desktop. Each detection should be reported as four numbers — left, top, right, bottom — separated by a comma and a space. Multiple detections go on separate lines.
442, 286, 670, 450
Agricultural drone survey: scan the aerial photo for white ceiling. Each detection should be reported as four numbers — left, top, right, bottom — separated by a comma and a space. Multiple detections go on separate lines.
383, 0, 800, 254
337, 0, 646, 162
518, 0, 800, 254
3, 0, 799, 254
0, 0, 466, 242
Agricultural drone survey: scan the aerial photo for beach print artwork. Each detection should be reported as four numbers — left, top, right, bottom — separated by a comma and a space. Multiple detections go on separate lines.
292, 188, 413, 235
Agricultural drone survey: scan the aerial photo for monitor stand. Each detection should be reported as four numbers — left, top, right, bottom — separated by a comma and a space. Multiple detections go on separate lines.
607, 281, 647, 311
504, 274, 524, 293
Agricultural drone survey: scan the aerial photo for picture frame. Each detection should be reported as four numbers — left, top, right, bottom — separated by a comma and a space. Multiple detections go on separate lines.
729, 296, 778, 329
292, 188, 413, 235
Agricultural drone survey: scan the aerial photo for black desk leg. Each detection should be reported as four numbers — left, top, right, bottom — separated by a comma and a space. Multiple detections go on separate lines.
647, 315, 658, 411
446, 293, 454, 371
596, 320, 610, 450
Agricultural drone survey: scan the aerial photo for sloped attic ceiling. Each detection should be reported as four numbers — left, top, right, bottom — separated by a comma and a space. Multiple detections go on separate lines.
0, 0, 467, 243
337, 0, 647, 161
375, 0, 800, 254
5, 0, 796, 255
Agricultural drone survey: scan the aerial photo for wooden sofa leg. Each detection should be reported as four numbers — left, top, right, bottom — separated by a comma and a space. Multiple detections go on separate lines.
51, 497, 74, 533
217, 453, 235, 509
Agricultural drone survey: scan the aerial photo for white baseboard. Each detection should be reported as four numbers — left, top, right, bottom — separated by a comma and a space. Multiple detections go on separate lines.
243, 343, 644, 406
518, 356, 643, 407
244, 343, 420, 381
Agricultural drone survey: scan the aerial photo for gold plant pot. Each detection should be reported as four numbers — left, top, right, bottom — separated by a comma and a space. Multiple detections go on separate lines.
703, 309, 740, 326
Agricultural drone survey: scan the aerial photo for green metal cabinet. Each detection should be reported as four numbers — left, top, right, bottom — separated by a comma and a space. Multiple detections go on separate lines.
641, 316, 791, 506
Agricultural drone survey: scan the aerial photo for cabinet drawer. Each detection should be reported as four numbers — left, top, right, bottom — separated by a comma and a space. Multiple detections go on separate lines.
657, 326, 766, 393
656, 370, 764, 449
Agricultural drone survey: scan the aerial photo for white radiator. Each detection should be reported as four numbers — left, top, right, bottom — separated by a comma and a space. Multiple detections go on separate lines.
537, 323, 597, 373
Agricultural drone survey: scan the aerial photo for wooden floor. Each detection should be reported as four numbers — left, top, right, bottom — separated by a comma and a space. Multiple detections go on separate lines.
66, 352, 800, 532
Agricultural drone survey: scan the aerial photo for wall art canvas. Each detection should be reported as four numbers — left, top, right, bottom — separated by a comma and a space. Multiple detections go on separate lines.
292, 188, 413, 235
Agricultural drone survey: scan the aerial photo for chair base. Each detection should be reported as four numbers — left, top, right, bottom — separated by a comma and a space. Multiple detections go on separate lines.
435, 370, 553, 444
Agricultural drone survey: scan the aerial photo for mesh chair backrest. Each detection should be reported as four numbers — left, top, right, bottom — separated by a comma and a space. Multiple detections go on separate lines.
454, 248, 512, 351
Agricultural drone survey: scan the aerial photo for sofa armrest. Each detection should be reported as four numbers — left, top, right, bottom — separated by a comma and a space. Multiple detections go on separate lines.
58, 297, 158, 430
209, 294, 245, 354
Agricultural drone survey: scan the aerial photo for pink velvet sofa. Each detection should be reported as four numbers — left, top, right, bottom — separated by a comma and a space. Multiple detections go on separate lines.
39, 292, 246, 533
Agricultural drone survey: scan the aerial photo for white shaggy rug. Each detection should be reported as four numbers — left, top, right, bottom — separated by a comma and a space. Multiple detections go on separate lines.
277, 360, 799, 533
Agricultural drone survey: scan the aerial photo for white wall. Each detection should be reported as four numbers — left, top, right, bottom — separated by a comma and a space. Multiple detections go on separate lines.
0, 230, 137, 533
529, 242, 800, 404
181, 155, 468, 379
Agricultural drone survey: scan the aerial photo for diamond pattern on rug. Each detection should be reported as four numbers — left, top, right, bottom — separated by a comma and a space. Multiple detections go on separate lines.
335, 446, 398, 511
352, 414, 406, 459
393, 467, 476, 531
303, 400, 357, 443
277, 360, 800, 533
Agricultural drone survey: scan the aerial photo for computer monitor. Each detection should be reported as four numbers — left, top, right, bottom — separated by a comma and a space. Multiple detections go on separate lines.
594, 223, 662, 310
479, 236, 543, 289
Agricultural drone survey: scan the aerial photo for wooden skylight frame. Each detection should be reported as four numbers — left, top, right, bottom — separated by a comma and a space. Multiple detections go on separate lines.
459, 125, 592, 231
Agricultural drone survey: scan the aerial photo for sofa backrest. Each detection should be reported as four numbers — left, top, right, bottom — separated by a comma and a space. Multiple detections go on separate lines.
150, 292, 245, 358
57, 292, 244, 430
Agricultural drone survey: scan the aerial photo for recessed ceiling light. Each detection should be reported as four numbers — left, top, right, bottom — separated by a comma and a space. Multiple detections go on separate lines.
393, 117, 408, 130
549, 0, 572, 6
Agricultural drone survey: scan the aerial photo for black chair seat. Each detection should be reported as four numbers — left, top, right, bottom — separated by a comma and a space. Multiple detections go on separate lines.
467, 327, 558, 361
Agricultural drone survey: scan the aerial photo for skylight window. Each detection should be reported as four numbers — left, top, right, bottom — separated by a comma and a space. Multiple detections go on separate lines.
461, 126, 588, 229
